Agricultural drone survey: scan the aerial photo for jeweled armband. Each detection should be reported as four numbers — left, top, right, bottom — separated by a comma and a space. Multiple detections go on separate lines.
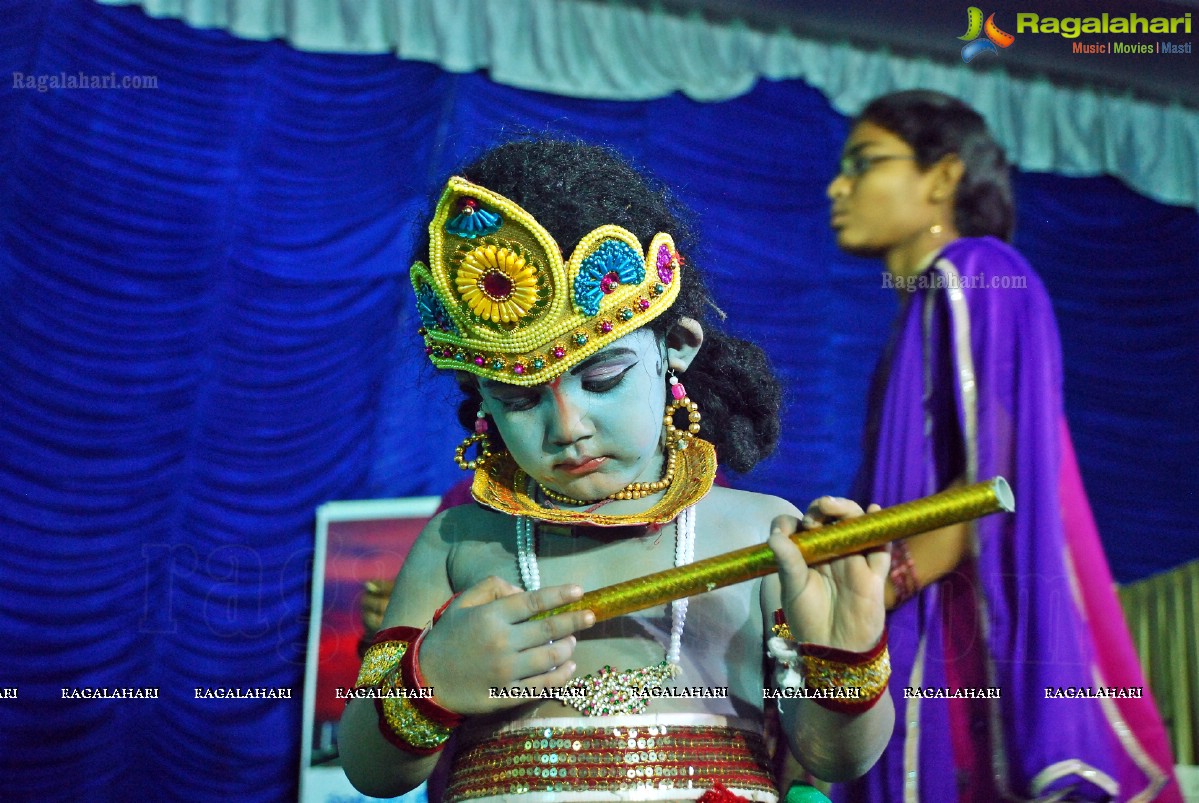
354, 626, 422, 690
374, 625, 464, 754
798, 630, 890, 713
768, 610, 890, 714
400, 626, 464, 730
360, 595, 465, 754
375, 656, 457, 755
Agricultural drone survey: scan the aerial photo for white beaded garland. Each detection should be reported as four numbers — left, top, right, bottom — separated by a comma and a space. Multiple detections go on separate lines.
514, 481, 697, 713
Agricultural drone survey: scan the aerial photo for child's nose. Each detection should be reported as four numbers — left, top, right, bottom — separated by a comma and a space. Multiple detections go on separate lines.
547, 390, 592, 446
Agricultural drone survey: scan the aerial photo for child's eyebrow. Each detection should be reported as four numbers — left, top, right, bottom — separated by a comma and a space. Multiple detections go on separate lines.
570, 348, 638, 375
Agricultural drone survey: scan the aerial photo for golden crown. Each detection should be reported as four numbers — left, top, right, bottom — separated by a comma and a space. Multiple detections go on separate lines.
410, 176, 683, 386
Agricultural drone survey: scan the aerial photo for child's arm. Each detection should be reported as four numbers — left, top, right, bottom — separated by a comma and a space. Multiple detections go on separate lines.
339, 510, 594, 797
761, 498, 895, 781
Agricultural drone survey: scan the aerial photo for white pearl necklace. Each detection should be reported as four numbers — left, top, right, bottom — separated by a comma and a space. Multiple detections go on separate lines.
514, 483, 695, 671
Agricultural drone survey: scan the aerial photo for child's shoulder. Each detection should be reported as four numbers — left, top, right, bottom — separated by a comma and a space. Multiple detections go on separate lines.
706, 484, 800, 515
699, 486, 800, 542
421, 501, 507, 546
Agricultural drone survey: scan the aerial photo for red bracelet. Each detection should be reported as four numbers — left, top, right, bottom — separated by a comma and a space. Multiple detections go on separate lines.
372, 592, 465, 755
400, 625, 464, 729
432, 592, 460, 624
889, 539, 919, 605
375, 660, 455, 755
355, 590, 457, 692
798, 627, 890, 714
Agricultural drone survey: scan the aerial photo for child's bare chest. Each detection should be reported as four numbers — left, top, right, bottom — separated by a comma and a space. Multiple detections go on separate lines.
449, 517, 767, 721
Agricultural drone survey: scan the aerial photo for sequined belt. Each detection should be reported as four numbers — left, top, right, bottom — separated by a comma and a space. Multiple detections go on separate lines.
445, 714, 779, 802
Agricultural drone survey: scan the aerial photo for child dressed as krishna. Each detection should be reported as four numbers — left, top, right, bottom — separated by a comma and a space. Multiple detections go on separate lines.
339, 138, 894, 803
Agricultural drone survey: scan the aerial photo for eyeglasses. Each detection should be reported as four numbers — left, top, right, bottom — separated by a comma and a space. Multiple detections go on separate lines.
837, 153, 917, 179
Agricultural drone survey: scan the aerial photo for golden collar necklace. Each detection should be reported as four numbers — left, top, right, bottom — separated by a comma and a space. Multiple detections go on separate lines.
471, 438, 717, 526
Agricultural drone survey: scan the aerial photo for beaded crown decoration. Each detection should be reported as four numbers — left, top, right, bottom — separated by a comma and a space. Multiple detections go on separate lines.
410, 176, 683, 386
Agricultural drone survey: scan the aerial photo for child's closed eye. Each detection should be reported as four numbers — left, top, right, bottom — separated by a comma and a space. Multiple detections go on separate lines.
494, 390, 539, 412
582, 363, 636, 393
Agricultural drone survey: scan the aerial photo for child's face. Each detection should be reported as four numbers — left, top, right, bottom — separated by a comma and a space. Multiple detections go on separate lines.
478, 329, 669, 502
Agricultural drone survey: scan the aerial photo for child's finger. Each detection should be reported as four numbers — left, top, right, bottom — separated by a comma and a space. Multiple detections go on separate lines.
817, 496, 863, 518
506, 583, 585, 624
512, 609, 595, 651
512, 636, 579, 680
768, 520, 809, 580
770, 514, 800, 539
509, 661, 578, 698
454, 575, 525, 610
802, 498, 829, 529
865, 547, 891, 578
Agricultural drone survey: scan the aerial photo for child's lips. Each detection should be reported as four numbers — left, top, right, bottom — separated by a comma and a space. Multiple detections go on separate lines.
555, 456, 607, 476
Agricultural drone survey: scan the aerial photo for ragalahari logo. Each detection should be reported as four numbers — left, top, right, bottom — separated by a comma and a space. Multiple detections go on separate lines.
959, 7, 1015, 62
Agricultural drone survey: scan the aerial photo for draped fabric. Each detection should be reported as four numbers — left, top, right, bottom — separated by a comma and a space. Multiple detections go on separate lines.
842, 238, 1178, 802
96, 0, 1199, 209
0, 1, 1196, 800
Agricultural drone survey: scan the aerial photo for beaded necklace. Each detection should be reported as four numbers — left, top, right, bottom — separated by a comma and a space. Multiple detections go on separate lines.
536, 449, 678, 506
515, 490, 695, 716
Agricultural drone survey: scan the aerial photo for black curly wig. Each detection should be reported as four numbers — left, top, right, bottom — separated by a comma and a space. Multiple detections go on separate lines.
416, 137, 781, 474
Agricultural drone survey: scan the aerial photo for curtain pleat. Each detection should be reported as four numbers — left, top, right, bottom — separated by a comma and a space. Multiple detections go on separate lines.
97, 0, 1199, 209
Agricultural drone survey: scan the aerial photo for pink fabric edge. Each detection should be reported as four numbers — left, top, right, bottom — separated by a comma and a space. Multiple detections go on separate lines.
1058, 418, 1181, 802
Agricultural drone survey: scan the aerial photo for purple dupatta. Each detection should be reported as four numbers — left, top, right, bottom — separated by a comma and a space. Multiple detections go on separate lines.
834, 238, 1178, 802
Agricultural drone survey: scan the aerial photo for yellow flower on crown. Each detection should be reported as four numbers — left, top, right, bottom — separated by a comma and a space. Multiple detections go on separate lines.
455, 245, 539, 324
410, 176, 683, 386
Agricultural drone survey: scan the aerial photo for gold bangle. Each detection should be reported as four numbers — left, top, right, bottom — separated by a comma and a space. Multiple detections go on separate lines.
376, 658, 454, 754
799, 629, 891, 713
354, 625, 422, 689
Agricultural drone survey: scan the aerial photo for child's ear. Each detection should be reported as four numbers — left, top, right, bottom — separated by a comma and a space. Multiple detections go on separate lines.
665, 317, 704, 373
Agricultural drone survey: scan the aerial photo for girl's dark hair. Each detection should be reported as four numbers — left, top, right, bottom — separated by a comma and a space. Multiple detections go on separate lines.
422, 137, 781, 474
858, 90, 1014, 241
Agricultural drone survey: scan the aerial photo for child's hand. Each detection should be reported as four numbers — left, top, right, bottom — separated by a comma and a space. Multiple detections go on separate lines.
360, 578, 393, 638
768, 497, 889, 652
416, 576, 596, 715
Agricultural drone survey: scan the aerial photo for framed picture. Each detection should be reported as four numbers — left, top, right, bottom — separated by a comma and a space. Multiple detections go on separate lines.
301, 496, 440, 802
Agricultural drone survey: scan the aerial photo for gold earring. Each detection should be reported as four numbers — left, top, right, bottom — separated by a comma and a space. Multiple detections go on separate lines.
664, 372, 701, 451
454, 408, 493, 470
930, 223, 944, 236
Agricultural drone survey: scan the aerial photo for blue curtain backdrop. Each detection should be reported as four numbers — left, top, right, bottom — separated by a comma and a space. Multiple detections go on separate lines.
0, 1, 1196, 800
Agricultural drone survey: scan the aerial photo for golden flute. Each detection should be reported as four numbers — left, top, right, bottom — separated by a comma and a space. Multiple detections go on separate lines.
534, 476, 1014, 622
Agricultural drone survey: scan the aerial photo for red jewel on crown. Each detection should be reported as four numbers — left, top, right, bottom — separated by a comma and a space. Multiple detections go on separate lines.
480, 270, 514, 300
600, 271, 620, 294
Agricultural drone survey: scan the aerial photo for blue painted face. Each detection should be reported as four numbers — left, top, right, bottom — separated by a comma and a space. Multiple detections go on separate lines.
478, 329, 670, 503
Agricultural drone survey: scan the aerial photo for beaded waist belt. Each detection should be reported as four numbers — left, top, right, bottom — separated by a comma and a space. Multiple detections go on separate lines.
445, 714, 779, 802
